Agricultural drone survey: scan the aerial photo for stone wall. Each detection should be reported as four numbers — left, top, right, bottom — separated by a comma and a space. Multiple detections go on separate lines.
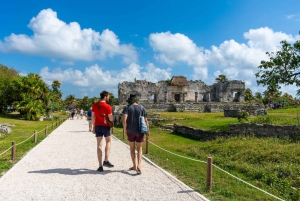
113, 102, 266, 113
161, 123, 300, 140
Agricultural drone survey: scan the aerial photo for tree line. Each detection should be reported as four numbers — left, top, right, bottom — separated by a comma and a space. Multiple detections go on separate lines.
0, 64, 118, 120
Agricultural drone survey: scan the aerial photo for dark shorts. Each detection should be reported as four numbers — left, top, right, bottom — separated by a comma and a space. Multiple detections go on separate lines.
95, 126, 111, 137
127, 133, 144, 143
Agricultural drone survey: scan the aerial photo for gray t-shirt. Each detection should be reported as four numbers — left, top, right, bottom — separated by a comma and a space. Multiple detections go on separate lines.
122, 104, 147, 134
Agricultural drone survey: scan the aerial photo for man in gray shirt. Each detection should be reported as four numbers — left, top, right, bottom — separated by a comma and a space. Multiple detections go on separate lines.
122, 96, 150, 174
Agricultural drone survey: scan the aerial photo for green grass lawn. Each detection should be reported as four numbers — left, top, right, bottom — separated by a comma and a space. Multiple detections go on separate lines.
113, 108, 300, 201
0, 112, 67, 177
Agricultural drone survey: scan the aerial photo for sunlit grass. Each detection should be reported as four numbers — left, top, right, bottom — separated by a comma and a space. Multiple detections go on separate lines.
0, 112, 68, 176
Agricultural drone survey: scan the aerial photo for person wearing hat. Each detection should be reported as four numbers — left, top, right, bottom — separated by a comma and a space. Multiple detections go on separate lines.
122, 95, 150, 174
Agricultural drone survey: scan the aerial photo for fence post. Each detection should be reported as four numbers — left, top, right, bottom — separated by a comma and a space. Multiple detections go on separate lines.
45, 126, 48, 136
145, 136, 149, 154
56, 121, 58, 127
34, 130, 37, 143
111, 127, 114, 134
52, 123, 54, 130
206, 157, 213, 192
11, 142, 16, 161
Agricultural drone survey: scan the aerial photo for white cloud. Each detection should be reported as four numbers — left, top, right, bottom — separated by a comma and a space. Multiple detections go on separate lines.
148, 27, 299, 96
149, 31, 206, 67
40, 63, 171, 98
0, 9, 137, 63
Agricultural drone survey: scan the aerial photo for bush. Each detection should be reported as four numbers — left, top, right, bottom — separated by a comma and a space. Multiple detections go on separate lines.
237, 110, 249, 122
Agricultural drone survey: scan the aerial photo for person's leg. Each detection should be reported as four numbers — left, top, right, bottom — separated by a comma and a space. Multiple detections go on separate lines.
104, 136, 111, 161
129, 141, 137, 170
136, 142, 143, 172
96, 137, 103, 167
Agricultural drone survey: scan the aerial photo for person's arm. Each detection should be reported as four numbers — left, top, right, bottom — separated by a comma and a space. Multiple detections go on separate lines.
92, 112, 95, 133
122, 114, 128, 134
108, 105, 113, 122
144, 117, 150, 137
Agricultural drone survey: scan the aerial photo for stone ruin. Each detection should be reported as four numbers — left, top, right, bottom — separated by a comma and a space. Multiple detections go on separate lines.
113, 76, 266, 123
118, 76, 245, 104
0, 123, 15, 136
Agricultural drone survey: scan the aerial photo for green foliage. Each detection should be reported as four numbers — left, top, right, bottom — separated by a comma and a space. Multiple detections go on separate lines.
108, 93, 118, 105
0, 64, 19, 114
11, 74, 52, 120
215, 74, 228, 83
256, 40, 300, 89
244, 88, 255, 101
166, 79, 172, 85
237, 110, 249, 122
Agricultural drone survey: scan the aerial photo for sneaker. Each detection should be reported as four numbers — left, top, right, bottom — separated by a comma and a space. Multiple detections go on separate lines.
97, 166, 103, 172
103, 161, 114, 167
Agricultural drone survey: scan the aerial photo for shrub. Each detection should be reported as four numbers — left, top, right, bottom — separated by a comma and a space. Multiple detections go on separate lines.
237, 110, 249, 122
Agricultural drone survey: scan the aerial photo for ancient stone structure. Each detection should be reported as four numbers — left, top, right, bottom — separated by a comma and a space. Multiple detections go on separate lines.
118, 76, 245, 104
160, 123, 300, 140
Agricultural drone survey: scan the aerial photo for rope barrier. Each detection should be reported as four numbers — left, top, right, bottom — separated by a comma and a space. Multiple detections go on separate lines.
90, 126, 284, 200
0, 145, 14, 157
0, 120, 61, 157
212, 164, 285, 201
148, 140, 207, 163
16, 133, 35, 146
147, 140, 284, 201
36, 127, 46, 134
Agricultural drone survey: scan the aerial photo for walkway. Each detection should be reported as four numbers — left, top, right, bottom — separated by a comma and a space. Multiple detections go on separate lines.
0, 118, 208, 201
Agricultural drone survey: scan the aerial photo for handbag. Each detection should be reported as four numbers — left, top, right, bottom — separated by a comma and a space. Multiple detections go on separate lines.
96, 102, 114, 128
139, 105, 148, 134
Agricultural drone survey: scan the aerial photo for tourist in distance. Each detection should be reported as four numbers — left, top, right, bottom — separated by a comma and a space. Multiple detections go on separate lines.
92, 90, 114, 172
87, 107, 93, 132
122, 95, 150, 174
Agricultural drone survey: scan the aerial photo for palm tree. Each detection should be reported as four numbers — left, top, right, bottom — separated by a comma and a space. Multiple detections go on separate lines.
52, 80, 61, 91
65, 94, 76, 108
215, 74, 228, 83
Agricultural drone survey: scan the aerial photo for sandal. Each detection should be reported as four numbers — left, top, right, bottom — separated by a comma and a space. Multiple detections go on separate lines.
129, 167, 136, 171
136, 168, 142, 174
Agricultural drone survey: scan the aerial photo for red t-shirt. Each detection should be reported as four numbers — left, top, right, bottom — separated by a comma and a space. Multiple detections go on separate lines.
92, 101, 112, 127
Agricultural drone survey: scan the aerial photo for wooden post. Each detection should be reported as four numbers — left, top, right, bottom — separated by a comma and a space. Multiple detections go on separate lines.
34, 130, 37, 143
145, 136, 149, 154
206, 157, 213, 192
45, 126, 48, 136
11, 142, 16, 161
51, 123, 54, 130
111, 127, 114, 134
56, 121, 58, 127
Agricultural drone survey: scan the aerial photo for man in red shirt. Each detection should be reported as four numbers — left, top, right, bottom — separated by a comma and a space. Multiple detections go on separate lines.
92, 91, 114, 172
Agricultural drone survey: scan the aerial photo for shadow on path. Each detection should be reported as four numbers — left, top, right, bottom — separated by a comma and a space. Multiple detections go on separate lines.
28, 168, 140, 176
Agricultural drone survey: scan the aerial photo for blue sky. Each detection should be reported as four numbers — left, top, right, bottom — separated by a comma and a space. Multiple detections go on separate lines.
1, 0, 300, 99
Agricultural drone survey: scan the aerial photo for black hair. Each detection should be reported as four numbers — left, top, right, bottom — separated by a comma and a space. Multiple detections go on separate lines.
100, 90, 109, 99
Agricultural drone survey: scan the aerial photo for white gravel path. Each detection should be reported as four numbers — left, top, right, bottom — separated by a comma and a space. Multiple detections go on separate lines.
0, 118, 209, 201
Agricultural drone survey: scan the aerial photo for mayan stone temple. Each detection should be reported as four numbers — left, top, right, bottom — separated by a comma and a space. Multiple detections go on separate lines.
118, 76, 245, 104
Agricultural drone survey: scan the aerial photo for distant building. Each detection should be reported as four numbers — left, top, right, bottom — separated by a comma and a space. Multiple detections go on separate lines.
118, 76, 245, 104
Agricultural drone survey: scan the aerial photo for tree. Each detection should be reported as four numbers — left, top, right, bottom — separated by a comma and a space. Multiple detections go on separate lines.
256, 40, 300, 89
108, 93, 118, 105
244, 88, 255, 101
0, 64, 19, 113
263, 85, 282, 104
12, 73, 51, 119
65, 94, 76, 109
255, 92, 262, 99
215, 74, 228, 83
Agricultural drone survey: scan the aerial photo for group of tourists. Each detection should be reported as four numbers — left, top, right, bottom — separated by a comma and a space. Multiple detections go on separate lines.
68, 108, 84, 120
88, 90, 150, 174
